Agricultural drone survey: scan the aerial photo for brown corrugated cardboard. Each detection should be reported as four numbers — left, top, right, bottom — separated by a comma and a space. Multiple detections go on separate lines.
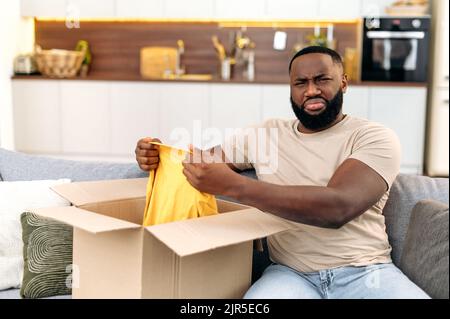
31, 178, 293, 299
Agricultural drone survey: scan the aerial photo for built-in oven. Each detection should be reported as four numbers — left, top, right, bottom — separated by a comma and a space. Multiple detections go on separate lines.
362, 17, 431, 82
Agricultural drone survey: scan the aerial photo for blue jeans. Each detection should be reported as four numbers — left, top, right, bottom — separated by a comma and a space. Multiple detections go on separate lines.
244, 263, 430, 299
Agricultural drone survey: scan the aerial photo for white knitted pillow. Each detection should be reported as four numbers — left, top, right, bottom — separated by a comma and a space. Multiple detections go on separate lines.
0, 179, 71, 291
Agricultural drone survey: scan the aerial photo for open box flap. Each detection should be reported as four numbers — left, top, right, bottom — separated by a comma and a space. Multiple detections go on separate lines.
31, 206, 141, 234
51, 178, 148, 206
145, 207, 294, 257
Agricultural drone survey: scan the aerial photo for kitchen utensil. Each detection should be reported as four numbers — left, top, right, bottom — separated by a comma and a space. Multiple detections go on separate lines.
13, 54, 38, 75
273, 31, 287, 51
140, 47, 178, 79
211, 36, 227, 61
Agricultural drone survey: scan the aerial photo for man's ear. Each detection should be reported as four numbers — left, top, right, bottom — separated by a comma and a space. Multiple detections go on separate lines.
341, 74, 349, 93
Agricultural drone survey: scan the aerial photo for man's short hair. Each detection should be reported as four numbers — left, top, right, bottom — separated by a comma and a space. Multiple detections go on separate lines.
289, 46, 344, 73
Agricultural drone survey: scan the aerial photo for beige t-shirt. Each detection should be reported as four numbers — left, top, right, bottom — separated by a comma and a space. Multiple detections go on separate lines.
222, 115, 402, 273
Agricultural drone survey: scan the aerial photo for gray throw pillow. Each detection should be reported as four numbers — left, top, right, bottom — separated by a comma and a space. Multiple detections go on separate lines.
399, 200, 449, 299
383, 174, 449, 265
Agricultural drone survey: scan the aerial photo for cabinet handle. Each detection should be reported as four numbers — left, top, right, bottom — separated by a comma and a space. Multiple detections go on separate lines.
444, 99, 449, 104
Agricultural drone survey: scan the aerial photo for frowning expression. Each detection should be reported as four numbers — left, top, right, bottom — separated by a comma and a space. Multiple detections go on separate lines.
290, 53, 348, 116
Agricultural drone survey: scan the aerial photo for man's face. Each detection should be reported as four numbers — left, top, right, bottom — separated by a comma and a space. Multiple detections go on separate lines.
290, 53, 348, 130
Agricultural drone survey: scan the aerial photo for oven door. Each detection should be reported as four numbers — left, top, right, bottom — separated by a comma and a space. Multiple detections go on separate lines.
362, 31, 429, 82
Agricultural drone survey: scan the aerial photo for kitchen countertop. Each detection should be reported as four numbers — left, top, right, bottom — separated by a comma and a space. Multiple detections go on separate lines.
11, 74, 429, 88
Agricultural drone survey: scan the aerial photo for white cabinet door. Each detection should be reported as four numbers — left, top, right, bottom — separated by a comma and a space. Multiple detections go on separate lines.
368, 87, 427, 174
319, 0, 361, 20
20, 0, 66, 17
343, 86, 370, 119
110, 82, 160, 157
165, 0, 214, 19
12, 80, 61, 153
262, 85, 371, 122
426, 88, 449, 176
210, 84, 262, 146
266, 0, 319, 20
435, 0, 449, 88
261, 85, 294, 120
66, 0, 115, 18
115, 0, 164, 18
360, 0, 395, 17
215, 0, 266, 20
159, 83, 210, 148
60, 82, 110, 154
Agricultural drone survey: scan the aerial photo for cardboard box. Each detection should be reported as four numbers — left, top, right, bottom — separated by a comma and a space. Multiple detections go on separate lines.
31, 178, 292, 299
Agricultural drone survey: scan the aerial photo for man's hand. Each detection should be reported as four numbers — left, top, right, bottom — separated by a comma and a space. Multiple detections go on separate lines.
182, 146, 244, 196
135, 137, 162, 172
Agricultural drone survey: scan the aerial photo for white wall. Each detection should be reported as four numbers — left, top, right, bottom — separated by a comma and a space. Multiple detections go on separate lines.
0, 1, 34, 150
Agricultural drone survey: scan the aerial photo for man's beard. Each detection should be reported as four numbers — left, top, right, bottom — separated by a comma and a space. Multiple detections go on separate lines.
290, 89, 344, 131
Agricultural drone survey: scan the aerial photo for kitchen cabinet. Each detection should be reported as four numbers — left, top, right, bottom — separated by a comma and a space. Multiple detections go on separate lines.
368, 87, 427, 175
214, 0, 266, 20
266, 0, 319, 20
319, 0, 362, 20
261, 85, 293, 121
266, 0, 365, 20
434, 0, 449, 89
159, 83, 210, 147
115, 0, 164, 18
261, 85, 371, 121
20, 0, 396, 19
210, 84, 262, 146
12, 80, 428, 173
12, 80, 61, 153
426, 0, 449, 177
20, 0, 66, 17
343, 86, 370, 119
110, 82, 160, 156
21, 0, 116, 18
117, 0, 214, 20
165, 0, 214, 19
360, 0, 396, 17
60, 82, 110, 154
66, 0, 116, 18
426, 88, 449, 176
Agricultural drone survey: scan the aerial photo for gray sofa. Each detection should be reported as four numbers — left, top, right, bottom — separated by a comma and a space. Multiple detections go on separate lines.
0, 147, 448, 299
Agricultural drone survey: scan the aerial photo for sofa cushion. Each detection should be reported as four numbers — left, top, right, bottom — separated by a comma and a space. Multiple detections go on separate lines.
399, 200, 449, 299
0, 148, 147, 182
383, 174, 449, 266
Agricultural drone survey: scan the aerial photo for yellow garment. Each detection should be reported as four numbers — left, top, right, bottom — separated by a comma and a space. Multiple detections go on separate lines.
143, 143, 218, 226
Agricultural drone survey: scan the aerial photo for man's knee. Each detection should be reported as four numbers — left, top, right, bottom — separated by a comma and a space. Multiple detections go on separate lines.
243, 264, 322, 299
363, 264, 431, 299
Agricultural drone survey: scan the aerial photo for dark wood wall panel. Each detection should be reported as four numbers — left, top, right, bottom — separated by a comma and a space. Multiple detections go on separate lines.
35, 20, 358, 82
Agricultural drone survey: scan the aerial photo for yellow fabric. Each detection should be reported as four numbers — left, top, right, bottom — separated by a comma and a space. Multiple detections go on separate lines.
143, 143, 218, 226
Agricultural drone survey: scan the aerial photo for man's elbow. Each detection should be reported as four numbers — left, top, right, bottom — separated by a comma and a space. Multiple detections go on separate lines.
331, 203, 365, 229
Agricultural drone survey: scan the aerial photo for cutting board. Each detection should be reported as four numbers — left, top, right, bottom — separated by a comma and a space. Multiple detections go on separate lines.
140, 47, 177, 79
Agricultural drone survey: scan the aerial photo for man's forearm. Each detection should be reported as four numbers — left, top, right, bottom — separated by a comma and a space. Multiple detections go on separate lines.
226, 175, 352, 229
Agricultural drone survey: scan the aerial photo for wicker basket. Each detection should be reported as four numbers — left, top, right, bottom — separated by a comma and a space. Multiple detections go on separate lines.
35, 49, 85, 78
